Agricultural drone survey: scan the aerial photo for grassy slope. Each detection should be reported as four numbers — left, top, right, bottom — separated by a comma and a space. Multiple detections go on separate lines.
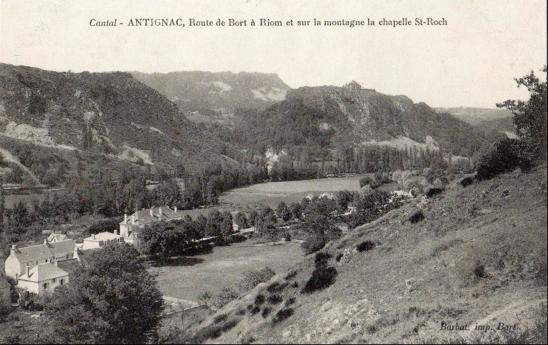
189, 167, 547, 344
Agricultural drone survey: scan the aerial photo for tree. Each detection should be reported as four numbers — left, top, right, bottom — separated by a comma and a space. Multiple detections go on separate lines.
497, 66, 547, 161
234, 212, 248, 229
45, 244, 164, 344
289, 202, 303, 220
276, 201, 292, 222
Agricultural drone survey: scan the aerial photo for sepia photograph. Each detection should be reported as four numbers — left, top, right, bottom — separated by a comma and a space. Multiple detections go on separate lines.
0, 0, 546, 343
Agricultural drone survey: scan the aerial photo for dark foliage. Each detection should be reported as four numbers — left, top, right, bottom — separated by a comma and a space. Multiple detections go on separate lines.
476, 138, 533, 181
356, 240, 376, 252
408, 210, 425, 223
273, 308, 295, 323
261, 306, 271, 318
302, 266, 338, 294
254, 294, 265, 306
314, 252, 332, 268
267, 294, 283, 305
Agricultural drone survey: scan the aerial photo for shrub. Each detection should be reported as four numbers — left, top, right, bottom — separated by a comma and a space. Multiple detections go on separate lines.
356, 240, 376, 252
211, 288, 239, 309
408, 210, 425, 223
213, 313, 228, 324
273, 308, 295, 323
266, 281, 288, 293
254, 294, 265, 306
302, 266, 338, 293
250, 306, 261, 315
193, 325, 222, 343
285, 297, 296, 306
267, 294, 283, 305
359, 176, 379, 189
238, 267, 276, 292
476, 138, 533, 181
301, 233, 327, 254
314, 252, 332, 268
261, 306, 271, 318
222, 319, 240, 332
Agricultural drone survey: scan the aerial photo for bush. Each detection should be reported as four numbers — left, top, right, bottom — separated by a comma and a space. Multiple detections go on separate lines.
261, 306, 271, 318
267, 294, 283, 305
238, 267, 276, 292
356, 240, 376, 252
359, 176, 379, 189
266, 281, 288, 293
193, 325, 222, 343
301, 233, 327, 255
285, 297, 296, 306
221, 319, 240, 332
476, 138, 532, 181
301, 266, 338, 294
273, 308, 295, 323
213, 313, 228, 324
254, 294, 265, 306
211, 288, 239, 309
314, 252, 332, 268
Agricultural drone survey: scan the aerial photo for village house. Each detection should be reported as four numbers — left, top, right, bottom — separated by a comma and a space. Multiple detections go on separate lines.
16, 261, 69, 295
82, 231, 124, 250
120, 206, 184, 244
4, 239, 76, 280
47, 232, 68, 243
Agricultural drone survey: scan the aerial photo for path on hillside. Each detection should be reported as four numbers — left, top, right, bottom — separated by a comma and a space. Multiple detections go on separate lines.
0, 147, 42, 185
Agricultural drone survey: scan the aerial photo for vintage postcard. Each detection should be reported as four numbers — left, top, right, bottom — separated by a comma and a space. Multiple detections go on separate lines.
0, 0, 546, 343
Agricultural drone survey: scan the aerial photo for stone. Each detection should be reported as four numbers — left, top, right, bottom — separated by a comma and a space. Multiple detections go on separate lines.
408, 209, 425, 223
458, 176, 474, 187
424, 186, 444, 198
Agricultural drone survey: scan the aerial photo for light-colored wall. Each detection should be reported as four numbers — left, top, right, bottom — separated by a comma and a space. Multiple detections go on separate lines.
4, 255, 22, 280
82, 240, 102, 250
17, 275, 69, 295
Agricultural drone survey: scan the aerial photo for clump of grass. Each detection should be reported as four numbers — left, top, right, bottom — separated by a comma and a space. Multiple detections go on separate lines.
273, 308, 295, 323
302, 266, 338, 294
356, 240, 375, 252
267, 294, 283, 305
291, 281, 299, 288
236, 309, 246, 316
335, 253, 343, 262
250, 306, 261, 315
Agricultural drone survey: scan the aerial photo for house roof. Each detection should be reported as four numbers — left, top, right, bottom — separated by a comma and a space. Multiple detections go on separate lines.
84, 232, 122, 242
18, 263, 68, 282
47, 233, 68, 242
11, 240, 75, 263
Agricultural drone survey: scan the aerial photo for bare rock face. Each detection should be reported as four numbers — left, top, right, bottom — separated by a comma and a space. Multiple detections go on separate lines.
132, 71, 290, 126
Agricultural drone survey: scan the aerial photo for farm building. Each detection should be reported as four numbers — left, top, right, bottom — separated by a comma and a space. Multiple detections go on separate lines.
82, 231, 124, 250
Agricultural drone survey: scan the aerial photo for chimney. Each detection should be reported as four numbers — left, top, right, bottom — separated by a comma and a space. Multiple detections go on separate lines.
92, 234, 96, 239
150, 208, 154, 217
131, 215, 136, 224
10, 244, 16, 255
114, 230, 118, 236
159, 208, 163, 217
54, 259, 58, 267
43, 238, 48, 245
124, 214, 128, 223
174, 206, 177, 213
74, 247, 80, 262
25, 264, 30, 277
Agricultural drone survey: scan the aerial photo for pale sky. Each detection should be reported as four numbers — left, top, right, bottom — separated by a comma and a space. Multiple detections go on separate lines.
1, 0, 546, 107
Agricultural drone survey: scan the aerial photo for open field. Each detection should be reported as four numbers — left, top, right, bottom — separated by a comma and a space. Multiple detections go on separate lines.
149, 241, 303, 301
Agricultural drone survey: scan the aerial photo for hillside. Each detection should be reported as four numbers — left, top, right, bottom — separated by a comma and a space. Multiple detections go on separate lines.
187, 167, 547, 343
0, 63, 230, 185
132, 71, 290, 126
436, 107, 513, 127
236, 82, 496, 159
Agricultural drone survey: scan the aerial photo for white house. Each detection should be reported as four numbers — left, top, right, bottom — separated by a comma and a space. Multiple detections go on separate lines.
4, 239, 76, 280
120, 206, 183, 244
16, 262, 69, 295
82, 231, 124, 250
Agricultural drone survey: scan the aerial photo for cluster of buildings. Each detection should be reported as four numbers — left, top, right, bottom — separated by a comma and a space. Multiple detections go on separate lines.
4, 206, 253, 297
2, 206, 202, 296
